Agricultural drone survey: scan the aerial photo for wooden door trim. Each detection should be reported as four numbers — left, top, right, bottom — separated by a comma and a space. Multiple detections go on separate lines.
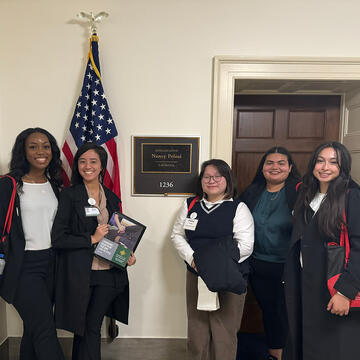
211, 56, 360, 164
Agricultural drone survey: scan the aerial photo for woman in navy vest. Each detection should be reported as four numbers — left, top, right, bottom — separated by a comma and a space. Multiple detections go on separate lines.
171, 159, 254, 360
284, 142, 360, 360
240, 147, 300, 360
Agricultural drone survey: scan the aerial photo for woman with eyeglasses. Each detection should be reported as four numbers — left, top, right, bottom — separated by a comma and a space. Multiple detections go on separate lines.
171, 159, 254, 360
240, 147, 301, 360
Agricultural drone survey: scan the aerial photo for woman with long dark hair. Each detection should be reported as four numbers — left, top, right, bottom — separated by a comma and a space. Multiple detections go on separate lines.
0, 128, 64, 360
240, 147, 300, 360
171, 159, 254, 360
284, 142, 360, 360
52, 142, 135, 360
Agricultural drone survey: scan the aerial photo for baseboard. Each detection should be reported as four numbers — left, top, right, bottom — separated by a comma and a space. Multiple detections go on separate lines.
6, 337, 187, 359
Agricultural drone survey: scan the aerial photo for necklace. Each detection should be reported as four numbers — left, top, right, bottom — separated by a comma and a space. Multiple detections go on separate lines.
23, 174, 47, 184
85, 183, 101, 207
268, 187, 283, 201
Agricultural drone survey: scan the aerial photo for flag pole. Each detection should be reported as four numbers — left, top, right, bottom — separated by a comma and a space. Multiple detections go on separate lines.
73, 10, 119, 342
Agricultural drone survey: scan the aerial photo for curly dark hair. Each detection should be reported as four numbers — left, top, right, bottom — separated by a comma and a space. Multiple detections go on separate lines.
71, 142, 107, 185
8, 128, 62, 191
196, 159, 237, 200
250, 146, 301, 186
294, 141, 352, 239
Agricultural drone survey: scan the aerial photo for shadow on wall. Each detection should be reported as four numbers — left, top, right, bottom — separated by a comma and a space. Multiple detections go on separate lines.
0, 299, 7, 343
160, 208, 188, 331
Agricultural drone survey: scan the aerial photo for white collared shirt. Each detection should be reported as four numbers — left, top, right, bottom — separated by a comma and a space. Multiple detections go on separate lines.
310, 192, 326, 214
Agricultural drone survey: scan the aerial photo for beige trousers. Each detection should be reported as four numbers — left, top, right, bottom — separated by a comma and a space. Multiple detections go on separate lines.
186, 271, 246, 360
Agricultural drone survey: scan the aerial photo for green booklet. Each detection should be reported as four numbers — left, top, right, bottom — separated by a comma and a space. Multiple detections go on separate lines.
94, 212, 146, 268
94, 238, 132, 267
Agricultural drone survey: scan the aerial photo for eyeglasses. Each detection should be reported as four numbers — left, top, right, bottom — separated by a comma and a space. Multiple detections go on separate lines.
202, 175, 223, 183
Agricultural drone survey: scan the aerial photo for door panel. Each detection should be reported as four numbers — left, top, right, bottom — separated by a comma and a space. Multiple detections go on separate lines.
236, 110, 275, 138
233, 95, 341, 334
288, 110, 326, 138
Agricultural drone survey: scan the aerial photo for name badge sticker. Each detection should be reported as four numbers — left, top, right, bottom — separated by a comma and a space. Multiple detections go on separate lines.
184, 218, 198, 231
85, 206, 100, 217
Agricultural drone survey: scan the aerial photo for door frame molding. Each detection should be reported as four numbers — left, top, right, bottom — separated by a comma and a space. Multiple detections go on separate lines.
211, 56, 360, 164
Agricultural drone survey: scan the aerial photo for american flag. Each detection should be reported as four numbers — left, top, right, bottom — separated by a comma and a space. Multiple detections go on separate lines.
61, 34, 121, 206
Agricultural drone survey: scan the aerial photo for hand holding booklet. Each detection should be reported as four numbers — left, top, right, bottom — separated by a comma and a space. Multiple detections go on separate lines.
94, 212, 146, 268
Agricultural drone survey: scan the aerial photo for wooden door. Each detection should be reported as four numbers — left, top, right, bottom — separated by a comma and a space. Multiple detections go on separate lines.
233, 94, 341, 333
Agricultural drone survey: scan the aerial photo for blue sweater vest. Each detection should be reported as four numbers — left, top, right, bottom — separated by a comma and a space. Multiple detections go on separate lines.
185, 197, 240, 252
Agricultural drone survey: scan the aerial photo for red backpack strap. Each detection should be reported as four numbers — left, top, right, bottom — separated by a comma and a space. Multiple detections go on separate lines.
296, 182, 303, 192
341, 188, 352, 261
341, 209, 350, 263
187, 196, 199, 213
1, 175, 16, 243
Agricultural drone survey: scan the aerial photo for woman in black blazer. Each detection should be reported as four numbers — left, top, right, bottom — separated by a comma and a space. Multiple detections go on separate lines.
0, 127, 64, 360
284, 142, 360, 360
52, 143, 135, 360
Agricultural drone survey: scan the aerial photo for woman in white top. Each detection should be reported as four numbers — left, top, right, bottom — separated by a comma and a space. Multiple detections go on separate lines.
0, 128, 64, 360
171, 159, 254, 360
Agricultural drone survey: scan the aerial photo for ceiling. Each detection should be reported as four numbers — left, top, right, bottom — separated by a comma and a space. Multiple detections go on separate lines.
234, 79, 360, 94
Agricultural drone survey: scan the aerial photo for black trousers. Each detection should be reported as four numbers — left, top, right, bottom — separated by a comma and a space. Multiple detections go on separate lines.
72, 270, 126, 360
250, 258, 288, 349
12, 249, 64, 360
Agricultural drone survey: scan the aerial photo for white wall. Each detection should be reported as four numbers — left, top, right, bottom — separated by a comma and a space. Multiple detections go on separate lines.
2, 0, 360, 338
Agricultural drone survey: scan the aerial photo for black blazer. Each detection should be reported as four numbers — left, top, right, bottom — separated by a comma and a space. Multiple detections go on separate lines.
283, 181, 360, 360
0, 176, 59, 303
240, 176, 299, 213
51, 183, 129, 336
